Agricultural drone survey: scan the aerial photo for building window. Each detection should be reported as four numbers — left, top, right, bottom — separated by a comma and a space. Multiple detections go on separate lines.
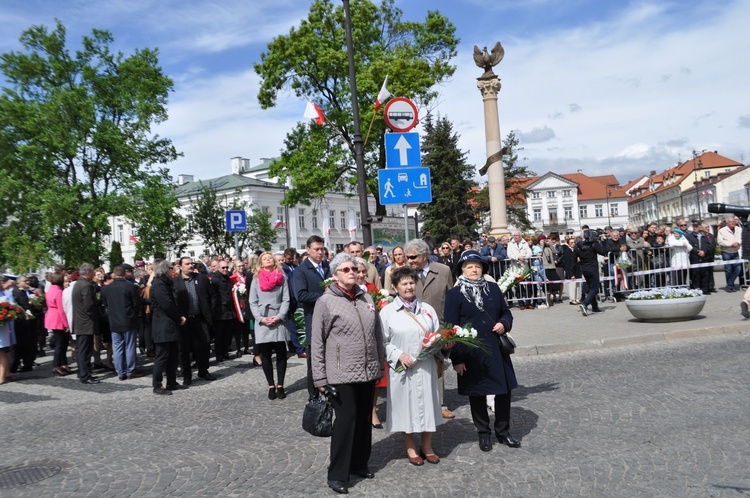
704, 171, 711, 178
564, 206, 573, 219
355, 211, 361, 229
547, 191, 557, 198
533, 208, 542, 221
340, 210, 347, 229
276, 206, 285, 224
579, 206, 587, 219
261, 206, 270, 214
594, 204, 603, 217
298, 208, 306, 229
531, 192, 541, 199
549, 207, 558, 224
329, 211, 335, 229
562, 189, 572, 197
118, 224, 123, 243
311, 209, 318, 229
610, 203, 619, 216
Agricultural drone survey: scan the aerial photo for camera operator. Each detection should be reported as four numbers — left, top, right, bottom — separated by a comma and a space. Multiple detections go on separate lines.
575, 226, 610, 316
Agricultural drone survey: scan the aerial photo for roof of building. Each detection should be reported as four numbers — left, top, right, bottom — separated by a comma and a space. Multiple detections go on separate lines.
515, 171, 626, 202
681, 164, 750, 194
175, 174, 281, 198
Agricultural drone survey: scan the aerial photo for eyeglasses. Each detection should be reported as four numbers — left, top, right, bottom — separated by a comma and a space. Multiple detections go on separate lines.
337, 266, 355, 273
441, 247, 450, 251
678, 224, 687, 227
406, 254, 421, 260
220, 266, 228, 270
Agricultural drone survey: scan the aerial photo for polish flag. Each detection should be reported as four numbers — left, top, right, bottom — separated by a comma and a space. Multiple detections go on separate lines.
702, 191, 713, 196
374, 75, 391, 111
349, 227, 357, 233
129, 234, 139, 243
274, 220, 286, 229
326, 227, 331, 234
304, 101, 325, 125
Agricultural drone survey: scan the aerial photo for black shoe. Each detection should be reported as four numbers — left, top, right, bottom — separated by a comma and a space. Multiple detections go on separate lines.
742, 301, 749, 319
198, 373, 216, 381
92, 362, 106, 371
497, 434, 521, 448
119, 375, 128, 381
276, 387, 286, 399
215, 356, 225, 363
352, 469, 374, 479
153, 387, 172, 396
81, 377, 100, 385
268, 387, 277, 400
235, 350, 243, 359
372, 423, 383, 429
478, 433, 492, 452
19, 366, 33, 372
183, 378, 192, 386
579, 304, 589, 317
328, 480, 348, 494
591, 309, 604, 314
166, 384, 188, 391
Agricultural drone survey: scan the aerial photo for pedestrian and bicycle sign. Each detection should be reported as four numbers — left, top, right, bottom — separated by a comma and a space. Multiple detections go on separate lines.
225, 210, 247, 232
378, 167, 432, 205
385, 132, 421, 168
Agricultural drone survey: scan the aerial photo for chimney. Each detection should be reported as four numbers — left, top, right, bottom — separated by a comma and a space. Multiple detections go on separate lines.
177, 174, 194, 186
577, 169, 583, 174
230, 156, 243, 175
650, 170, 656, 176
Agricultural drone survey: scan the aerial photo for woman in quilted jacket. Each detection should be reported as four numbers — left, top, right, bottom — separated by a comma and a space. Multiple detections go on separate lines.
311, 252, 385, 495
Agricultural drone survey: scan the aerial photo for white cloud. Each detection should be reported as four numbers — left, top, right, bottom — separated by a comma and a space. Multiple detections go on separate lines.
516, 126, 556, 144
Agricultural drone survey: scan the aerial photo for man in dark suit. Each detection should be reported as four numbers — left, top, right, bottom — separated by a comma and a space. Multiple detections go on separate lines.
101, 265, 144, 381
72, 263, 100, 384
11, 275, 38, 372
293, 235, 330, 398
210, 259, 235, 362
173, 257, 215, 385
686, 223, 716, 295
404, 238, 456, 418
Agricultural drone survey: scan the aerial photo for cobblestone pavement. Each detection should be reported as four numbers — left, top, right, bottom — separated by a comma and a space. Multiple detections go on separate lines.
1, 333, 749, 497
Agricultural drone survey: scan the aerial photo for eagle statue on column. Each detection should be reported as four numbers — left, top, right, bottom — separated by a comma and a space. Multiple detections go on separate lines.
473, 42, 504, 79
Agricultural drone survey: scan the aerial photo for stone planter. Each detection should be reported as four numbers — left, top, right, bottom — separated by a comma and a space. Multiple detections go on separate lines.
625, 296, 707, 322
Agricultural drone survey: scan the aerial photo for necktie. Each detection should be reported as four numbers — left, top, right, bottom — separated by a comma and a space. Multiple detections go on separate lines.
317, 264, 324, 278
420, 270, 426, 283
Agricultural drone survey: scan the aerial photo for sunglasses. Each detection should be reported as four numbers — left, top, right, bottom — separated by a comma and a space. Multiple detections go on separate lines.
406, 254, 421, 260
337, 266, 355, 273
220, 266, 228, 270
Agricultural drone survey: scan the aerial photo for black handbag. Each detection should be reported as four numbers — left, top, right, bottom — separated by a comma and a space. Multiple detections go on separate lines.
499, 333, 516, 355
302, 395, 334, 437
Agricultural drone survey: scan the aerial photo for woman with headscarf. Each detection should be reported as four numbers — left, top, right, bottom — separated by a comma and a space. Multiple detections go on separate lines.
444, 250, 520, 453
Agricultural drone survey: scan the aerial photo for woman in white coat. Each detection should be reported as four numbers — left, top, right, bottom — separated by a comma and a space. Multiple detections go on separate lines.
380, 266, 445, 466
666, 228, 692, 286
249, 252, 290, 400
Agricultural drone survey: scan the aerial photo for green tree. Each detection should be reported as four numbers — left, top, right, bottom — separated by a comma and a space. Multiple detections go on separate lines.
254, 0, 458, 210
418, 115, 477, 243
0, 21, 179, 268
190, 183, 276, 257
109, 241, 124, 269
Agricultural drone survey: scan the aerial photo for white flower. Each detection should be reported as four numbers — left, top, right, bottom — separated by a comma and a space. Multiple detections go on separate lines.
379, 289, 390, 298
470, 328, 478, 338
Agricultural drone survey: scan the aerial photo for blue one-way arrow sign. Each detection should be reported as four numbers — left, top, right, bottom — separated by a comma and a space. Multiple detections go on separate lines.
378, 167, 432, 205
385, 132, 421, 168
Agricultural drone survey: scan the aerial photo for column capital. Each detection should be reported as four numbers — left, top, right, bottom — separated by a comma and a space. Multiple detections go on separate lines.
477, 77, 502, 98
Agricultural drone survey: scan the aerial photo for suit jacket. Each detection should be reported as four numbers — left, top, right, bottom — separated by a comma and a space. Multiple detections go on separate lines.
686, 232, 716, 263
173, 272, 213, 326
101, 278, 141, 332
71, 278, 99, 336
415, 261, 453, 323
210, 271, 234, 321
150, 274, 181, 343
293, 258, 331, 339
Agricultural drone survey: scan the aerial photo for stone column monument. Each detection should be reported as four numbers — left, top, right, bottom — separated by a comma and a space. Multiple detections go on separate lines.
475, 42, 509, 237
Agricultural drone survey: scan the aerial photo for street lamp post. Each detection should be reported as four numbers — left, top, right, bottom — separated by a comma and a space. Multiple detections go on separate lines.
605, 187, 611, 228
693, 149, 704, 222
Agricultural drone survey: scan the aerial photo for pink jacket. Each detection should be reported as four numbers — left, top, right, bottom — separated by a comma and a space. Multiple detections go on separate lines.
44, 285, 69, 331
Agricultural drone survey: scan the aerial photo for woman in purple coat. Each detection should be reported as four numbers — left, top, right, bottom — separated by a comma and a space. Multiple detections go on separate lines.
444, 250, 520, 453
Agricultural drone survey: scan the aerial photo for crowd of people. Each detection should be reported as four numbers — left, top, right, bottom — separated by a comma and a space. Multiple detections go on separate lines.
1, 216, 747, 493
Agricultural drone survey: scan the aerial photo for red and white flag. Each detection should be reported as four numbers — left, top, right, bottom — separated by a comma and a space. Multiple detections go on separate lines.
304, 101, 325, 125
129, 234, 139, 244
349, 226, 357, 233
374, 75, 391, 111
326, 227, 331, 234
702, 191, 713, 196
273, 220, 286, 229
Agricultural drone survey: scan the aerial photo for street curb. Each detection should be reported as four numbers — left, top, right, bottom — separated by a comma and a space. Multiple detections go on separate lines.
516, 322, 750, 357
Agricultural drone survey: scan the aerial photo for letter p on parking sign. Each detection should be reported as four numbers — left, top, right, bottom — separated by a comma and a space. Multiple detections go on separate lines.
225, 210, 247, 232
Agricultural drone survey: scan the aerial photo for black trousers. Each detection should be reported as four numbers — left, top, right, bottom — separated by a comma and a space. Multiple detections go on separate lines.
76, 334, 94, 380
52, 330, 69, 368
214, 319, 233, 358
328, 381, 376, 482
179, 316, 211, 381
582, 268, 601, 311
691, 264, 711, 292
257, 341, 287, 387
153, 341, 179, 388
468, 393, 512, 437
11, 320, 37, 369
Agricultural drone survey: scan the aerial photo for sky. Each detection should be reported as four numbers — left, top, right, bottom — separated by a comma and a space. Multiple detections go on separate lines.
1, 0, 749, 188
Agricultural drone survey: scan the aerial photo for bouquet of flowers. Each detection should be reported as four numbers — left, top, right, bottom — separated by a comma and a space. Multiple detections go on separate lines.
234, 282, 247, 300
29, 292, 45, 311
231, 282, 247, 323
368, 288, 393, 311
497, 265, 532, 293
616, 252, 632, 270
0, 301, 24, 326
319, 277, 334, 290
395, 323, 487, 373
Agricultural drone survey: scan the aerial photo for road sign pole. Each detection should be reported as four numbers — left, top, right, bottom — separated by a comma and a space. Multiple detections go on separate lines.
234, 232, 239, 259
403, 204, 409, 244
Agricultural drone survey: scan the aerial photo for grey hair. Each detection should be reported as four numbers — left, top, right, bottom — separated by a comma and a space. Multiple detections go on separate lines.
354, 257, 369, 270
153, 259, 172, 277
404, 238, 429, 256
329, 252, 357, 275
78, 263, 95, 276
